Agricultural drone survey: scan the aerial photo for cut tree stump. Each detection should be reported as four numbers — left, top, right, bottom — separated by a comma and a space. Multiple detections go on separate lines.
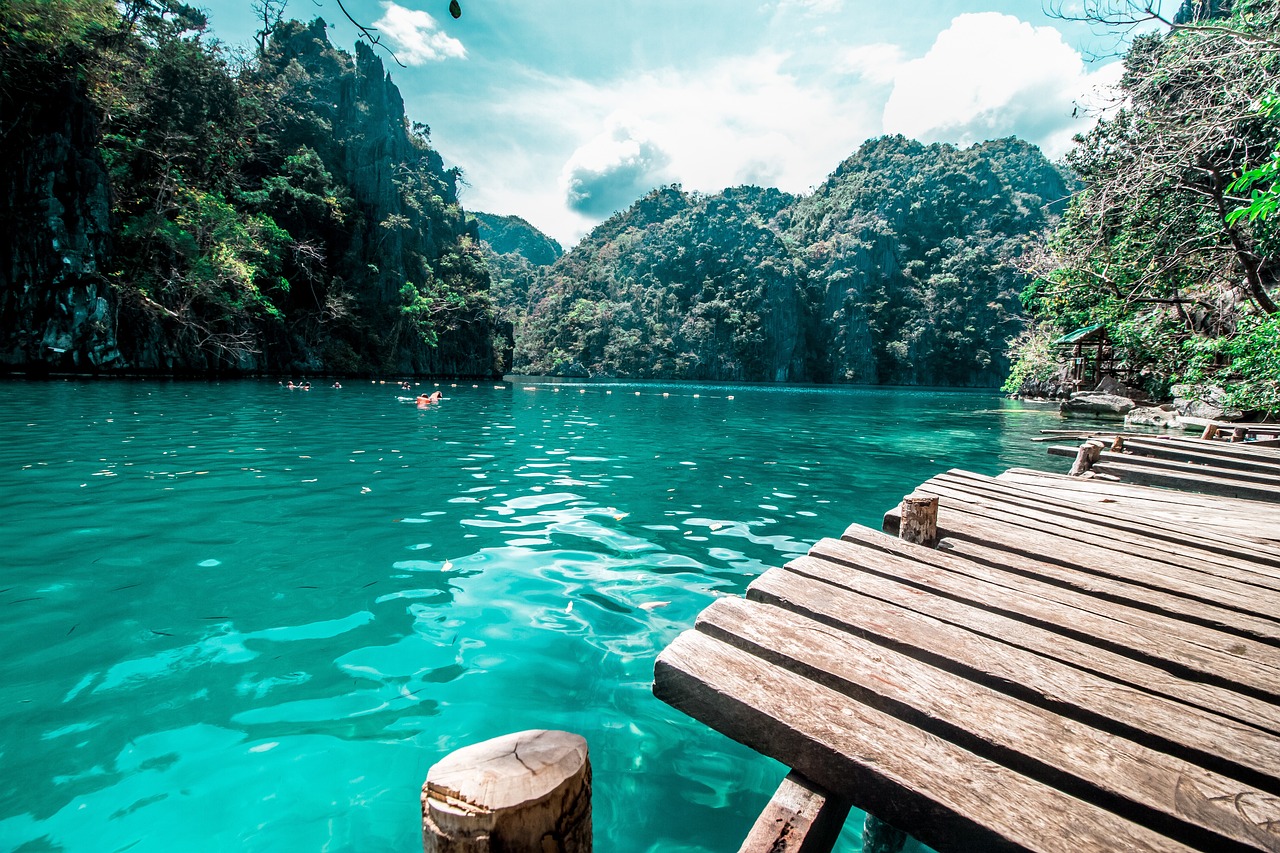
898, 493, 939, 548
422, 729, 591, 852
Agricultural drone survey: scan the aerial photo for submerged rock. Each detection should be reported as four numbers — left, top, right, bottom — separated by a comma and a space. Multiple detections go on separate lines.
1061, 392, 1136, 419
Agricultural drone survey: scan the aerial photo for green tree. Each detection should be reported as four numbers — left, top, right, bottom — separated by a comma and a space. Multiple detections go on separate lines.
1020, 0, 1280, 411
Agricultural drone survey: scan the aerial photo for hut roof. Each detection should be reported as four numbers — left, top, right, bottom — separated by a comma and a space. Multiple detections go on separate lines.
1054, 323, 1106, 345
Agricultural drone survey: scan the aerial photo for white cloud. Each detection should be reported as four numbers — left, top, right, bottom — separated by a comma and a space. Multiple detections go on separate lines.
881, 12, 1119, 158
837, 43, 906, 85
373, 2, 466, 65
437, 13, 1122, 247
447, 51, 882, 244
561, 115, 674, 216
773, 0, 845, 14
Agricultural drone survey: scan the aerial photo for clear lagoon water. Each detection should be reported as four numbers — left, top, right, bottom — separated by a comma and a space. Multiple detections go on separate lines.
0, 378, 1066, 852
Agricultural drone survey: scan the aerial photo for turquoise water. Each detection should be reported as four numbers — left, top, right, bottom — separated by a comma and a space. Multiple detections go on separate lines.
0, 378, 1064, 852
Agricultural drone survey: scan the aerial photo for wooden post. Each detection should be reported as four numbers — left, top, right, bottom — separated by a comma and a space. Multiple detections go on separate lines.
862, 813, 907, 853
1069, 441, 1103, 476
898, 493, 938, 548
738, 772, 850, 853
422, 730, 591, 853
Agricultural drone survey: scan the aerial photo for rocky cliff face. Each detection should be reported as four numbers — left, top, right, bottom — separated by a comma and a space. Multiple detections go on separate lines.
0, 49, 120, 372
0, 13, 502, 377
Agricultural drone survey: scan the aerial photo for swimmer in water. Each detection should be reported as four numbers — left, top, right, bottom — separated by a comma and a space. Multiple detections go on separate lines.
332, 381, 342, 389
415, 391, 443, 407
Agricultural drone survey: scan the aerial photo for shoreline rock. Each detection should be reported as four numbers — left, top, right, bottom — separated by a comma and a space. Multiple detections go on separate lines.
1060, 392, 1136, 419
1124, 405, 1181, 430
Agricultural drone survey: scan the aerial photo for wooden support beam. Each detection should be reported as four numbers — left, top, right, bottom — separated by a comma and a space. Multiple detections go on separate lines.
737, 772, 850, 853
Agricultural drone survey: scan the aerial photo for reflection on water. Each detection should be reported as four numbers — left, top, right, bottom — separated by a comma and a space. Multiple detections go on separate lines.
0, 378, 1062, 852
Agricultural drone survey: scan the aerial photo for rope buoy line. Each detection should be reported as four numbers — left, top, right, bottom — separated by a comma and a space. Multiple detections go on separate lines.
363, 379, 736, 400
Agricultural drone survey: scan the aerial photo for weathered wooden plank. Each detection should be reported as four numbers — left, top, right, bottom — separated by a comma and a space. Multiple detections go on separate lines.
737, 772, 850, 853
930, 533, 1280, 645
875, 504, 1280, 644
743, 569, 1280, 786
842, 522, 1280, 684
895, 475, 1280, 585
811, 534, 1280, 703
1122, 438, 1280, 474
995, 469, 1280, 541
877, 501, 1280, 625
1049, 446, 1280, 489
932, 469, 1280, 568
698, 596, 1280, 851
999, 467, 1276, 511
1093, 459, 1280, 502
654, 631, 1202, 853
780, 549, 1280, 734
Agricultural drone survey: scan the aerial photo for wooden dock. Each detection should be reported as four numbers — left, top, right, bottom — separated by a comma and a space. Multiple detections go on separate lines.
654, 436, 1280, 852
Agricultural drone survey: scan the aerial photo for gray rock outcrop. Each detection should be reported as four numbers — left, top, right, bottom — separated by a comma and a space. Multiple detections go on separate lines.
1061, 392, 1136, 418
1171, 383, 1243, 421
1125, 405, 1181, 429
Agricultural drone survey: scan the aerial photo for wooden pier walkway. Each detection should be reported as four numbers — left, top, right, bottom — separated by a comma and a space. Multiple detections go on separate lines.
654, 437, 1280, 852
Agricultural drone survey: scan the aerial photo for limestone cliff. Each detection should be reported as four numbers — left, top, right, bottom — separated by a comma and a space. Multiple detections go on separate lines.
0, 11, 502, 377
0, 35, 119, 372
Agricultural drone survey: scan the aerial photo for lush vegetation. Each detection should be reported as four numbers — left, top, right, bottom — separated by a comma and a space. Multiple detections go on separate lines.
514, 137, 1069, 385
1011, 0, 1280, 414
0, 0, 501, 375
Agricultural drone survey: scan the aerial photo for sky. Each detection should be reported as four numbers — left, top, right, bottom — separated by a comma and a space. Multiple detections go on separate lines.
196, 0, 1175, 248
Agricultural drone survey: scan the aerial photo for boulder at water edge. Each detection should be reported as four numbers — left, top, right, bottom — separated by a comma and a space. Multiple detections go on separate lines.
1061, 393, 1136, 419
1124, 405, 1181, 429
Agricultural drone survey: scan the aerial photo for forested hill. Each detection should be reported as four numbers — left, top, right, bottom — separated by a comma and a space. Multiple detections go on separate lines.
515, 136, 1070, 385
474, 213, 564, 266
0, 2, 502, 376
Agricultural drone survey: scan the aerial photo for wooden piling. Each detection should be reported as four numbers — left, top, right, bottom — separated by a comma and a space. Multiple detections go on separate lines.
422, 729, 591, 853
898, 494, 938, 548
1069, 441, 1103, 476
